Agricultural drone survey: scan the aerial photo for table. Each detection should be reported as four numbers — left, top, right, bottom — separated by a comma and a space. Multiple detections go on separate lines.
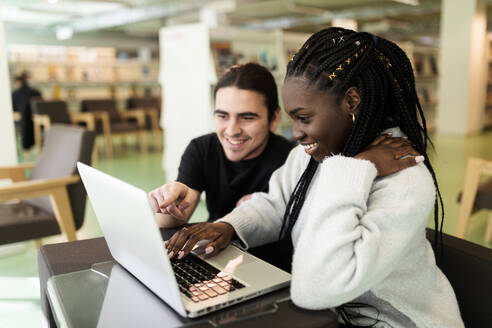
38, 228, 338, 327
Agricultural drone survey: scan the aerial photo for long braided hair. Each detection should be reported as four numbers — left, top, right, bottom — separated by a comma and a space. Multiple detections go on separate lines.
278, 26, 444, 328
279, 27, 444, 263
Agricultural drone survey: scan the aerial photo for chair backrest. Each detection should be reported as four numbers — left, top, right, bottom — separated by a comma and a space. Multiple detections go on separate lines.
31, 100, 71, 124
127, 97, 160, 110
426, 228, 492, 327
26, 125, 95, 230
81, 99, 120, 122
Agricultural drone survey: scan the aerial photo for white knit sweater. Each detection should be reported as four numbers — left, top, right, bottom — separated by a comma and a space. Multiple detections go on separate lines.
219, 130, 464, 328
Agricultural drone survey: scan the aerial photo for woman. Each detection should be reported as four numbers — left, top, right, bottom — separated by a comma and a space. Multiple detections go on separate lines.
162, 28, 464, 327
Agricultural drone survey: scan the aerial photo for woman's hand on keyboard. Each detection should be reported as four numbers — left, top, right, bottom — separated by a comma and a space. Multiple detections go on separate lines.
165, 222, 235, 260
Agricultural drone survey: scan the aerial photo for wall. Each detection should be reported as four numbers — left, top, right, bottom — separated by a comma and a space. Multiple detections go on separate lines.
0, 12, 17, 167
437, 0, 487, 135
160, 23, 215, 181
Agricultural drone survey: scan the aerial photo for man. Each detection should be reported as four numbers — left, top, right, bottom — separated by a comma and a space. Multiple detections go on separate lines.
149, 63, 293, 229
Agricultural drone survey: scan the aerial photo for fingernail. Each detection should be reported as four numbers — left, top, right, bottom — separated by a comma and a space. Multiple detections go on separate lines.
387, 132, 392, 136
168, 251, 174, 258
178, 251, 184, 259
415, 155, 425, 163
403, 136, 408, 139
205, 246, 214, 254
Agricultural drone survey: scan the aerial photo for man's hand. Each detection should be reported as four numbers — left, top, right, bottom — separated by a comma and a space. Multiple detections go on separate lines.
148, 182, 200, 223
165, 222, 235, 260
354, 134, 424, 177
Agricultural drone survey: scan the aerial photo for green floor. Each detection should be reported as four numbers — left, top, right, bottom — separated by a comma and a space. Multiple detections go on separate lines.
1, 131, 491, 327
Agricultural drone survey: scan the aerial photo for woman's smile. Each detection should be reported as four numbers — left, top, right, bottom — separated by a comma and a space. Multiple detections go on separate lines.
302, 142, 319, 156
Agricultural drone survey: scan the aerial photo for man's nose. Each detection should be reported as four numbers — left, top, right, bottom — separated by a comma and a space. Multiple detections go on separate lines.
226, 118, 241, 136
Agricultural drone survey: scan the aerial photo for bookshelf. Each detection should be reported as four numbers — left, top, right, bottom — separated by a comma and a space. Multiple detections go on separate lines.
8, 45, 160, 111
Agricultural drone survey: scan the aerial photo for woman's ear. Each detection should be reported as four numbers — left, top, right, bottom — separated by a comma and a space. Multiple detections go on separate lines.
342, 87, 361, 117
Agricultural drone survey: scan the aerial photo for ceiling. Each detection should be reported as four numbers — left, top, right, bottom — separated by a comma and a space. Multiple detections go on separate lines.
0, 0, 490, 47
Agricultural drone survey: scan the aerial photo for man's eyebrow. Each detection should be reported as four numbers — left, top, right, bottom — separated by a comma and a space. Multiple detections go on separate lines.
238, 112, 259, 118
214, 109, 228, 115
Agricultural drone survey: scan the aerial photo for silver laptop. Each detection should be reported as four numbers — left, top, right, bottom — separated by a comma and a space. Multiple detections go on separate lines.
77, 162, 291, 318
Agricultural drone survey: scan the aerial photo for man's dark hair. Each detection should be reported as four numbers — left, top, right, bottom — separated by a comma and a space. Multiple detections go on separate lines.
279, 27, 444, 255
214, 63, 279, 122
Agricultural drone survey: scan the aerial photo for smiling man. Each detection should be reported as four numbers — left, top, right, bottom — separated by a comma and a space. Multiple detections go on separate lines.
149, 63, 293, 228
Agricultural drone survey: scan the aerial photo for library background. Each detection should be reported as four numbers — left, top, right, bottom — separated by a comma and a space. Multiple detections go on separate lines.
0, 0, 491, 327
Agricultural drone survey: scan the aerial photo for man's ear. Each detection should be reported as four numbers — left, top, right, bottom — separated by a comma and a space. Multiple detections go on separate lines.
342, 87, 361, 118
269, 108, 281, 132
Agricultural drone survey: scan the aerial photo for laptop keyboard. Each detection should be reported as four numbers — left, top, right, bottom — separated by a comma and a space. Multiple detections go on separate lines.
171, 254, 245, 303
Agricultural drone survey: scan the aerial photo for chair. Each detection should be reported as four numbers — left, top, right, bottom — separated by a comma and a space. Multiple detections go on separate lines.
81, 99, 147, 159
126, 97, 162, 151
426, 228, 492, 327
456, 157, 492, 244
0, 125, 95, 246
31, 99, 100, 160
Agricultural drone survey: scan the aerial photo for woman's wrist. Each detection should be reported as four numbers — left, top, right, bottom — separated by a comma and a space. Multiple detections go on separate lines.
354, 152, 375, 164
215, 222, 236, 239
353, 152, 379, 175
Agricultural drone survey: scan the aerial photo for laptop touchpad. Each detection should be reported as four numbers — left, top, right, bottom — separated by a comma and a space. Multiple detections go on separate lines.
205, 245, 257, 270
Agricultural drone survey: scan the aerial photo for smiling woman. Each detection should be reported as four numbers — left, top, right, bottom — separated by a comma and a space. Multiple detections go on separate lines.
165, 28, 464, 328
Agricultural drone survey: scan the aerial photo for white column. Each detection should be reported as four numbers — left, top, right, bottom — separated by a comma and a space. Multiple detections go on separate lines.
436, 0, 487, 135
159, 23, 215, 181
0, 7, 26, 255
0, 9, 17, 166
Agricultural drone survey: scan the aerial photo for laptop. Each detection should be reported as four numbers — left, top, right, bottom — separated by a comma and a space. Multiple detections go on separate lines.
77, 162, 291, 318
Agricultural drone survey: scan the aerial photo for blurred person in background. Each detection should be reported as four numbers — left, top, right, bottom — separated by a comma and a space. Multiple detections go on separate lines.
12, 72, 42, 150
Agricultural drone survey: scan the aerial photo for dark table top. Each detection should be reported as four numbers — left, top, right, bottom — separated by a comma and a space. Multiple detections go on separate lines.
38, 228, 338, 327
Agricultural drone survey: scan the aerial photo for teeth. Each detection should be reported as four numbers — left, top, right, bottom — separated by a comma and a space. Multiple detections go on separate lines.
303, 142, 318, 150
228, 139, 245, 145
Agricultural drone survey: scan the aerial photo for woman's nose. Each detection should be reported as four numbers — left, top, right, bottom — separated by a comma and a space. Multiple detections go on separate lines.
291, 123, 305, 141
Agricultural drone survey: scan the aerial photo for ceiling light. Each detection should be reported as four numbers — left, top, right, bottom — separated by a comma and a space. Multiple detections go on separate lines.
392, 0, 420, 5
56, 27, 73, 40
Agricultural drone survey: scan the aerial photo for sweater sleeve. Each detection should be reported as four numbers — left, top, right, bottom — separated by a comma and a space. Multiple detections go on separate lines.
290, 155, 435, 309
217, 146, 307, 248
